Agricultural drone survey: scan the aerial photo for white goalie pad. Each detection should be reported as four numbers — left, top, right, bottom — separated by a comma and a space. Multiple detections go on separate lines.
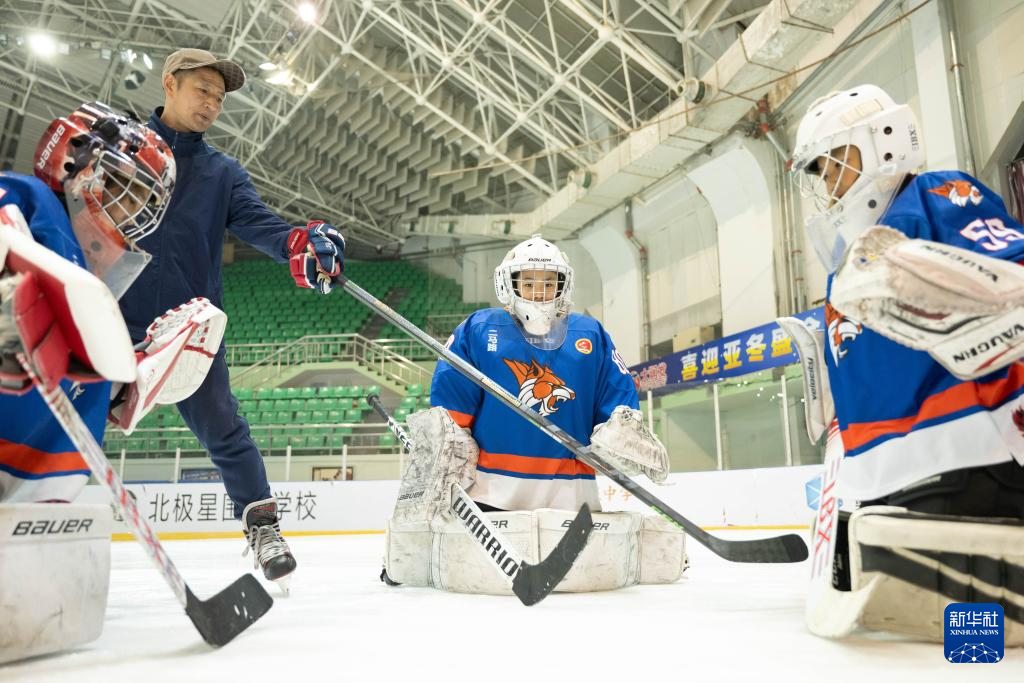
0, 208, 135, 383
590, 406, 669, 484
0, 503, 112, 664
832, 226, 1024, 379
385, 509, 688, 595
808, 505, 1024, 644
392, 407, 479, 525
776, 317, 833, 444
110, 297, 226, 434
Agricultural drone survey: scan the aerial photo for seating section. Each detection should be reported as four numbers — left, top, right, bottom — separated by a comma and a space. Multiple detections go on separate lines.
105, 383, 432, 455
379, 277, 483, 339
222, 259, 484, 345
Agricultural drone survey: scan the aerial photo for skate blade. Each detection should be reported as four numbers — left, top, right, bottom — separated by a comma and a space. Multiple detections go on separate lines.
273, 575, 292, 596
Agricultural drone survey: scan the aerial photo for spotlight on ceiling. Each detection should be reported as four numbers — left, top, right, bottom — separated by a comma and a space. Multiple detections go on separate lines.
259, 62, 277, 71
266, 69, 293, 86
142, 52, 153, 70
298, 2, 317, 23
28, 33, 57, 57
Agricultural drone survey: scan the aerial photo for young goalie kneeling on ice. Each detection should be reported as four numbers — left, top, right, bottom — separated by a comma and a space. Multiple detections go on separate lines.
382, 235, 688, 595
0, 103, 226, 662
785, 84, 1024, 644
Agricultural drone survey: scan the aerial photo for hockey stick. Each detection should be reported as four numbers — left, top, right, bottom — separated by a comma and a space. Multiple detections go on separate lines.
342, 276, 807, 563
367, 392, 593, 606
17, 354, 273, 647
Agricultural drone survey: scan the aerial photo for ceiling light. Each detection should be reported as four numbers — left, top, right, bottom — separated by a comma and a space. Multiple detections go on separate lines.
142, 52, 153, 70
266, 69, 293, 86
298, 2, 317, 23
28, 33, 57, 57
259, 62, 277, 71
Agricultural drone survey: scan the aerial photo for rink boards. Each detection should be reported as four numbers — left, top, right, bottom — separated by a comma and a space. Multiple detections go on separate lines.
74, 465, 821, 537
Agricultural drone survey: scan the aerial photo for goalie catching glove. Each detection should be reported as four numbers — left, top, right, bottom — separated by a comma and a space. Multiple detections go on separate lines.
831, 225, 1024, 380
109, 297, 226, 434
589, 406, 669, 483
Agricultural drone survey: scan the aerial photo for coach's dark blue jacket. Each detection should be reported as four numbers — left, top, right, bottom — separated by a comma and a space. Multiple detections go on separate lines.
119, 107, 292, 339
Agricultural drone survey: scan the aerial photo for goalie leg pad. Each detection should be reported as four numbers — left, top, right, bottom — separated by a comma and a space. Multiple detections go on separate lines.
849, 506, 1024, 644
0, 503, 112, 663
384, 510, 688, 595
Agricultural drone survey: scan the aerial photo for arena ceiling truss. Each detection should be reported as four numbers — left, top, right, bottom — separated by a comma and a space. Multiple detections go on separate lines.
0, 0, 771, 255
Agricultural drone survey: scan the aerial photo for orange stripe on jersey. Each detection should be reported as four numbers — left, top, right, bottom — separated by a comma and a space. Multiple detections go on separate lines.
842, 364, 1024, 452
0, 439, 88, 476
447, 409, 475, 428
478, 449, 595, 477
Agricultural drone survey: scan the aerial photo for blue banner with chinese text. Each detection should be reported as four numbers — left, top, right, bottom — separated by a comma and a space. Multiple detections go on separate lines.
630, 307, 825, 395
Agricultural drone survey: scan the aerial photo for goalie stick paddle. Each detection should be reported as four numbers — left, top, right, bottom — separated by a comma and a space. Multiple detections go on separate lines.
367, 393, 593, 605
345, 277, 807, 564
17, 354, 273, 647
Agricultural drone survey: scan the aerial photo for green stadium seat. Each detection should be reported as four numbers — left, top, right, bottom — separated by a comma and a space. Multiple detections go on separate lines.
288, 398, 304, 412
274, 410, 291, 423
235, 387, 254, 400
327, 410, 343, 423
285, 387, 300, 398
379, 433, 397, 447
406, 384, 423, 396
301, 387, 317, 398
344, 409, 362, 423
295, 410, 311, 423
272, 388, 287, 399
394, 408, 410, 421
364, 385, 381, 397
399, 396, 418, 410
256, 388, 273, 400
311, 410, 327, 424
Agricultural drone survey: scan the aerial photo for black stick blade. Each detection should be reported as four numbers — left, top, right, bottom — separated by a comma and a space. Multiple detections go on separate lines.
512, 504, 594, 606
185, 574, 274, 647
707, 532, 809, 563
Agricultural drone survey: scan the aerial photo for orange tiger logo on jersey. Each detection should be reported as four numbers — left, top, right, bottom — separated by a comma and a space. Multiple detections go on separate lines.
927, 180, 982, 208
825, 302, 862, 365
503, 358, 576, 416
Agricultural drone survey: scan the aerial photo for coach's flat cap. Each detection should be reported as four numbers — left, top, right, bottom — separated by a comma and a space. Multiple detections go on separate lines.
162, 48, 246, 92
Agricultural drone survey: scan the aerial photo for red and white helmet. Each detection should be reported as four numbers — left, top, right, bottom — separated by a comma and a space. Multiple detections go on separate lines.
34, 102, 175, 296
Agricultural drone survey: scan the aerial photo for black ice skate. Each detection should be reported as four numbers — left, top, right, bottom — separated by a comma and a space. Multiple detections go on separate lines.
242, 498, 297, 593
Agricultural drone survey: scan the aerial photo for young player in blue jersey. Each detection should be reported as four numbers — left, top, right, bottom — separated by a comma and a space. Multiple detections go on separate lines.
1, 102, 177, 503
381, 235, 685, 596
789, 85, 1024, 643
431, 234, 667, 512
0, 101, 227, 661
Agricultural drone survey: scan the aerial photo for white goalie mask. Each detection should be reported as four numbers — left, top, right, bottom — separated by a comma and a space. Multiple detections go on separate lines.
790, 85, 925, 272
494, 234, 574, 349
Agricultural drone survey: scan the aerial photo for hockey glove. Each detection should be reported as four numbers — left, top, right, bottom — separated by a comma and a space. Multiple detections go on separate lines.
288, 221, 346, 295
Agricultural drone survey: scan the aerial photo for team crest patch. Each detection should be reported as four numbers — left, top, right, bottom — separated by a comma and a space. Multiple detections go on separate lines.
503, 358, 576, 416
575, 338, 592, 354
825, 302, 862, 365
928, 180, 982, 207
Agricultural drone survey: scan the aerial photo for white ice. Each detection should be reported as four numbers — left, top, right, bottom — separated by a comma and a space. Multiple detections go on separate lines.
4, 531, 1021, 682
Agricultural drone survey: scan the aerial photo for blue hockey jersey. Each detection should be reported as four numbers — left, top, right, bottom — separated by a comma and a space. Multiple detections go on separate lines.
0, 172, 109, 502
431, 308, 638, 511
827, 171, 1024, 500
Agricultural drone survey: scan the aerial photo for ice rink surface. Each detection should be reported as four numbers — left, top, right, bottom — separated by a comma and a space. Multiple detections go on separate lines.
4, 531, 1021, 682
